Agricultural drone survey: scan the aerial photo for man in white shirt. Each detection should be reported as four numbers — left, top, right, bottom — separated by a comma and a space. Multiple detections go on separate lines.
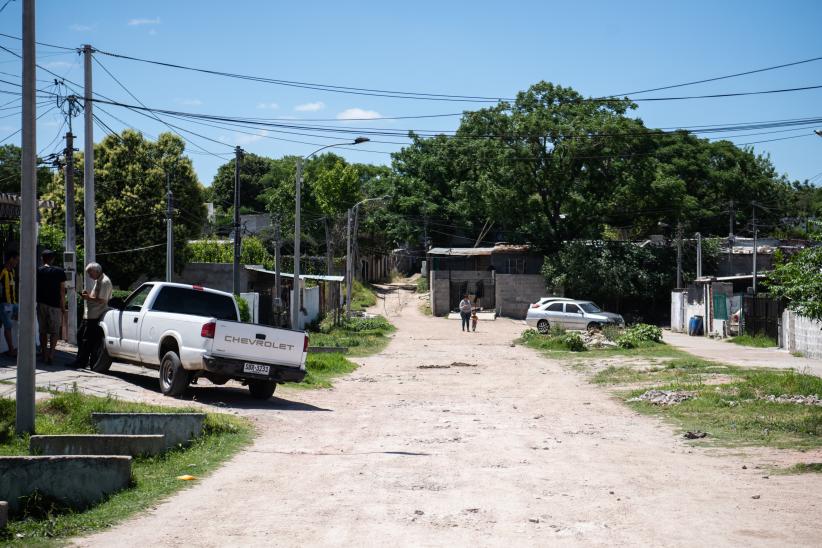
73, 262, 113, 368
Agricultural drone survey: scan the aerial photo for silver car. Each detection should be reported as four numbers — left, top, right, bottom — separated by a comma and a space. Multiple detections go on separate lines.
526, 299, 624, 333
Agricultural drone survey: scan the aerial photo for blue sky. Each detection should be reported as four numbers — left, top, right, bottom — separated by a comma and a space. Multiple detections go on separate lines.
2, 0, 821, 186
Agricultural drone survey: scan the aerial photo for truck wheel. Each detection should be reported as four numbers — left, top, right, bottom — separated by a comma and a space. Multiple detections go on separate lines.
160, 351, 190, 397
90, 344, 113, 373
247, 380, 276, 400
537, 320, 550, 334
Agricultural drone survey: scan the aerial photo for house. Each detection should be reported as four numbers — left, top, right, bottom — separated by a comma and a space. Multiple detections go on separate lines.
427, 244, 546, 319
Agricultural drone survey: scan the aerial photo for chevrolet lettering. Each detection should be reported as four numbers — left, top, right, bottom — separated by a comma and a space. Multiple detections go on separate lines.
224, 335, 295, 351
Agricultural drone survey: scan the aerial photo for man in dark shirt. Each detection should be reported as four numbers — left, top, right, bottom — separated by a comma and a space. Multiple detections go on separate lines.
36, 250, 66, 364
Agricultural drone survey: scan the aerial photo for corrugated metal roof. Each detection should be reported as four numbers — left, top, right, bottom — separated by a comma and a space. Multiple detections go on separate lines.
245, 265, 344, 282
427, 244, 531, 256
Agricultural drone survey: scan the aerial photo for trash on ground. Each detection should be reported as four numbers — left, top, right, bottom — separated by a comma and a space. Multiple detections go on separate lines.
760, 394, 822, 406
683, 431, 708, 439
581, 332, 618, 349
176, 474, 198, 481
627, 389, 696, 406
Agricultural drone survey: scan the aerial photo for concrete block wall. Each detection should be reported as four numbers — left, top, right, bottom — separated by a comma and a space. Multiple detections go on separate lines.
671, 291, 687, 332
175, 263, 250, 294
494, 274, 546, 319
430, 271, 451, 316
781, 309, 822, 359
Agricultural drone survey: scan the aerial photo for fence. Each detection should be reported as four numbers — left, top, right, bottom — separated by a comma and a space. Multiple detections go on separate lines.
741, 295, 783, 340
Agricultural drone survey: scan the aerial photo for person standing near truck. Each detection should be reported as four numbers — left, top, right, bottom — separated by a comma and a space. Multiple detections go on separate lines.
0, 251, 19, 356
73, 262, 112, 368
459, 294, 472, 333
36, 250, 66, 364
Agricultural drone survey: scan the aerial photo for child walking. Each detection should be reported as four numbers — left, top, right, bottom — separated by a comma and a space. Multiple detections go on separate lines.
471, 310, 478, 332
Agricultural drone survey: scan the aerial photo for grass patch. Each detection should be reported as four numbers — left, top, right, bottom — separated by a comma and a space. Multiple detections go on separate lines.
728, 333, 778, 348
780, 462, 822, 474
350, 280, 377, 312
592, 356, 739, 386
296, 353, 360, 389
419, 301, 432, 316
0, 390, 252, 544
415, 276, 429, 293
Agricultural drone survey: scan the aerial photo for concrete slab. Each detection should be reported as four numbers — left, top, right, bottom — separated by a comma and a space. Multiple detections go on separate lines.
0, 500, 7, 529
446, 312, 496, 320
30, 434, 166, 457
92, 413, 206, 449
0, 456, 132, 513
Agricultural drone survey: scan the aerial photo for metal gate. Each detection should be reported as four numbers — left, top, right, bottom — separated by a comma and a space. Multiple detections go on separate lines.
741, 295, 783, 339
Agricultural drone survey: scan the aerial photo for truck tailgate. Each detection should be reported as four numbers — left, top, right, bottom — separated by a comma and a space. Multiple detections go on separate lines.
211, 321, 306, 369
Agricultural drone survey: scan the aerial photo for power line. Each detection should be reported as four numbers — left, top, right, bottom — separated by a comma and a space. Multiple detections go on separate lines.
97, 242, 165, 256
612, 54, 822, 96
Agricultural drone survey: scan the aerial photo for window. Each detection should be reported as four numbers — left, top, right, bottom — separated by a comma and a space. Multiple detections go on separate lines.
547, 302, 564, 312
579, 302, 602, 313
124, 284, 153, 312
506, 258, 526, 274
565, 304, 582, 314
151, 286, 238, 321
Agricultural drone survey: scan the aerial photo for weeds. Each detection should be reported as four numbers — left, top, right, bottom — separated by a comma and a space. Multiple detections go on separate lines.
728, 333, 778, 348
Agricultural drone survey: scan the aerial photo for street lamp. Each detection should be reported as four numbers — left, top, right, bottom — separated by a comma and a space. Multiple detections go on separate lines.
346, 194, 391, 319
292, 137, 370, 330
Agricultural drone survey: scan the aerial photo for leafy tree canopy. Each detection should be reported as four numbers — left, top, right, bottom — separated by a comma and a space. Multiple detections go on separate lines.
768, 246, 822, 321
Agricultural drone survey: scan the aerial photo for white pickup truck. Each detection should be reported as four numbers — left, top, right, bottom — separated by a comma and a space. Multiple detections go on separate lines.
92, 282, 308, 399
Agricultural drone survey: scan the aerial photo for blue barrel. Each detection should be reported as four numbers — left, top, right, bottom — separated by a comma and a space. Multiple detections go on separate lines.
688, 315, 704, 336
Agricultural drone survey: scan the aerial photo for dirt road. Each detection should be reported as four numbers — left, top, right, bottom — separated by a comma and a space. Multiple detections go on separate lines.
76, 290, 822, 547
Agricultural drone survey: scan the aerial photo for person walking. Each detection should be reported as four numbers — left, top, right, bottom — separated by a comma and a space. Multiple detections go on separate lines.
73, 262, 112, 368
36, 250, 66, 364
459, 294, 472, 333
0, 251, 18, 356
471, 310, 479, 332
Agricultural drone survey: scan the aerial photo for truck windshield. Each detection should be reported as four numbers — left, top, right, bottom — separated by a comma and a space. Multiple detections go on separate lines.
151, 286, 238, 321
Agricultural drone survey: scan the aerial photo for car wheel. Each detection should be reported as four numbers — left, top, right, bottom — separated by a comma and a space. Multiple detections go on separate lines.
537, 319, 550, 334
587, 322, 602, 332
159, 351, 190, 397
247, 380, 276, 400
90, 344, 113, 373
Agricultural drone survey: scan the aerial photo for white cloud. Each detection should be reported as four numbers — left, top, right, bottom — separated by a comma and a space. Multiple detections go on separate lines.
256, 102, 279, 110
42, 61, 73, 69
128, 17, 160, 26
69, 24, 94, 32
294, 101, 325, 112
337, 108, 382, 120
235, 129, 269, 145
178, 98, 203, 106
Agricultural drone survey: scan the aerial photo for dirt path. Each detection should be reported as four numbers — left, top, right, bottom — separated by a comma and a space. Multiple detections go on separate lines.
75, 290, 821, 547
664, 330, 822, 377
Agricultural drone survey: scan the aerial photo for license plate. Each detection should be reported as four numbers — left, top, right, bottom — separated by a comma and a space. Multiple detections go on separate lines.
243, 363, 270, 375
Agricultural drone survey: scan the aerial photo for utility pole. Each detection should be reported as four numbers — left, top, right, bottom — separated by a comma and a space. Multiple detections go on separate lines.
292, 157, 303, 330
696, 232, 702, 279
752, 202, 758, 294
17, 0, 37, 434
232, 146, 242, 294
64, 131, 77, 344
273, 217, 281, 327
676, 220, 683, 289
345, 207, 353, 319
82, 44, 95, 289
728, 199, 734, 275
165, 169, 173, 282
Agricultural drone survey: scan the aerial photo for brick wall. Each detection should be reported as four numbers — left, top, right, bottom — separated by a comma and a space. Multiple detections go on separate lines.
494, 274, 546, 319
781, 309, 822, 359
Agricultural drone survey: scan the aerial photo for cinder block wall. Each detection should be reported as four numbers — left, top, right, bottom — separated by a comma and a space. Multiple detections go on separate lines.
782, 309, 822, 358
430, 271, 451, 316
174, 263, 250, 293
495, 274, 546, 319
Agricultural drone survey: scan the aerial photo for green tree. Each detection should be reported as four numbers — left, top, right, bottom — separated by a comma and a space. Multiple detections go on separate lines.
768, 247, 822, 321
210, 152, 274, 212
0, 144, 54, 194
43, 130, 206, 288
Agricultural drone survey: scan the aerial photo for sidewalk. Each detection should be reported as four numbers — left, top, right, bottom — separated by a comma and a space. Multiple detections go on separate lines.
663, 330, 822, 377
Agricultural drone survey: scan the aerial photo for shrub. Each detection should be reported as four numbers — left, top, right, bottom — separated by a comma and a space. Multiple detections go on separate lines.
559, 332, 586, 352
342, 316, 393, 333
616, 323, 663, 348
602, 324, 623, 342
416, 276, 429, 293
521, 328, 540, 342
235, 295, 251, 322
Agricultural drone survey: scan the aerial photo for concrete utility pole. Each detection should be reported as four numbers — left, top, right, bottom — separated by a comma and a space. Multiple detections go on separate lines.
728, 199, 734, 275
17, 0, 36, 434
232, 146, 242, 294
676, 221, 683, 289
696, 232, 702, 279
345, 207, 353, 319
165, 168, 173, 282
82, 44, 95, 289
82, 45, 95, 288
64, 131, 77, 344
273, 217, 281, 327
292, 156, 303, 330
752, 202, 758, 294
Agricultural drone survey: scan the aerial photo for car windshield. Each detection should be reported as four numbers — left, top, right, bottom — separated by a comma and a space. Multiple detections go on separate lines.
579, 302, 602, 313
